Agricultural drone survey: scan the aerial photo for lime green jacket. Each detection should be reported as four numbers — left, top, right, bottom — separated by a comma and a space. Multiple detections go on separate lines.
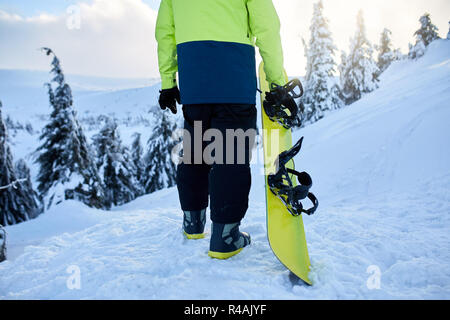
155, 0, 285, 104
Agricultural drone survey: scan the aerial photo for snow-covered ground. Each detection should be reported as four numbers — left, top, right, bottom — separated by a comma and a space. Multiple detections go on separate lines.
0, 40, 449, 299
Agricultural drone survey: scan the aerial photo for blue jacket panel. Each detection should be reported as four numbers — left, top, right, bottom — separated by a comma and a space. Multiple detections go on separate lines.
177, 41, 257, 105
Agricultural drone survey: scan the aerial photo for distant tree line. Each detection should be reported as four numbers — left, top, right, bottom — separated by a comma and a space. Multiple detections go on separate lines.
300, 0, 443, 126
0, 49, 179, 226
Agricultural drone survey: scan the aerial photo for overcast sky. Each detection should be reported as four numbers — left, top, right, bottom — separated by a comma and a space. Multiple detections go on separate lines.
0, 0, 448, 78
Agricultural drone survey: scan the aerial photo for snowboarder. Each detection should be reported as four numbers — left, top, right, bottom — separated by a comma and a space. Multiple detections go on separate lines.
155, 0, 286, 259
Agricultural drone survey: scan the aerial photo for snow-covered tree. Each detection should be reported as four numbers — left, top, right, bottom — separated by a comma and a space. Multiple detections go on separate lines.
447, 21, 450, 40
338, 50, 348, 85
339, 10, 379, 105
409, 13, 440, 59
416, 13, 440, 46
35, 48, 106, 210
377, 28, 396, 75
14, 158, 42, 214
142, 111, 178, 194
0, 225, 6, 262
130, 132, 145, 194
408, 40, 426, 60
1, 101, 41, 226
302, 0, 342, 124
92, 116, 139, 207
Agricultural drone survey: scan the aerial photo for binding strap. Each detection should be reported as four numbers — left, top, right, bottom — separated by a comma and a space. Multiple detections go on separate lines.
268, 137, 319, 216
263, 79, 304, 129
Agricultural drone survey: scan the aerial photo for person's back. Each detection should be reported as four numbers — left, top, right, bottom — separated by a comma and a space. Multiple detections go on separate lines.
155, 0, 286, 259
156, 0, 286, 105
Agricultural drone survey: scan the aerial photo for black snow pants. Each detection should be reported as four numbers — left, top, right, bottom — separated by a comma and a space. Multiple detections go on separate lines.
177, 104, 257, 224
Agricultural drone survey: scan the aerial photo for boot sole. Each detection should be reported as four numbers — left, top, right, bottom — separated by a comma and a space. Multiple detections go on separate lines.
184, 231, 206, 240
208, 248, 244, 260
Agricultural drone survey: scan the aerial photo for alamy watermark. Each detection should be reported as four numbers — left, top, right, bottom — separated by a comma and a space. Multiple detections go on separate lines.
170, 123, 284, 175
66, 265, 81, 290
66, 5, 81, 30
366, 265, 382, 290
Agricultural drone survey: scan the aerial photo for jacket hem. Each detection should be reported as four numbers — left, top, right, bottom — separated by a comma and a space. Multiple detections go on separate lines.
181, 96, 256, 105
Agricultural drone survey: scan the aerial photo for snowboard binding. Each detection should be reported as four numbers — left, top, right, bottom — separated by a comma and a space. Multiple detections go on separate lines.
263, 79, 304, 129
268, 137, 319, 217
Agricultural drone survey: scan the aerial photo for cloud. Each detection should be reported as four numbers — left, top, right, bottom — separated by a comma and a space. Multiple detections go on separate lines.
0, 0, 159, 78
0, 0, 449, 78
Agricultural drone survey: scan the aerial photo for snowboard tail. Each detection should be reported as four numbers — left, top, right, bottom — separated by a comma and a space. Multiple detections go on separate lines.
259, 62, 312, 285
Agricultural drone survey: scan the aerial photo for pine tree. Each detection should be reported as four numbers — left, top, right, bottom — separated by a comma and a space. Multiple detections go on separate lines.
302, 0, 342, 124
35, 48, 106, 210
408, 40, 426, 60
377, 28, 395, 75
416, 13, 440, 46
0, 101, 41, 226
409, 13, 440, 59
130, 132, 145, 195
142, 111, 178, 194
338, 50, 348, 86
302, 38, 312, 83
0, 225, 6, 262
339, 10, 379, 105
447, 21, 450, 40
15, 159, 42, 217
92, 116, 138, 207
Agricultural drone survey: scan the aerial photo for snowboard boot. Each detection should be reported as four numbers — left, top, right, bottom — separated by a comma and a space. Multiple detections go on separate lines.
183, 209, 207, 240
208, 222, 251, 260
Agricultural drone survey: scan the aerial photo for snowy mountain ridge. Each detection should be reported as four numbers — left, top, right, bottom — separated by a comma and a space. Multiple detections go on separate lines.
0, 68, 162, 129
0, 40, 449, 299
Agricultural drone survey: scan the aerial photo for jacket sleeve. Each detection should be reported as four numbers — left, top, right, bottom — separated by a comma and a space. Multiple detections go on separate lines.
155, 0, 178, 90
247, 0, 286, 87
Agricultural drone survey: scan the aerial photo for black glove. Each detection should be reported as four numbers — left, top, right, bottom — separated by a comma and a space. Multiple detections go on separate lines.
264, 90, 278, 107
158, 87, 180, 114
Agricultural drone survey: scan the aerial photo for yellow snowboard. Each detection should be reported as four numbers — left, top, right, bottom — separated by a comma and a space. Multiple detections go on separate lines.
259, 62, 312, 285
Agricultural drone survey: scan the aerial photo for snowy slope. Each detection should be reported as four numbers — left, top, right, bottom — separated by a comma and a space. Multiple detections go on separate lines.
0, 40, 449, 299
294, 39, 450, 299
0, 69, 161, 125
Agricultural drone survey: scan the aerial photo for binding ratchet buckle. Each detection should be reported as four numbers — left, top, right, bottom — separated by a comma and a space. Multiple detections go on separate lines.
268, 137, 319, 216
263, 79, 304, 129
